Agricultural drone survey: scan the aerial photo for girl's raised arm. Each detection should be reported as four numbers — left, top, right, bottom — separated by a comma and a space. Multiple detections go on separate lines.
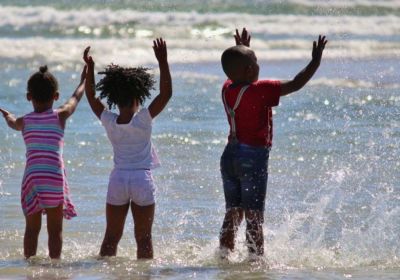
148, 38, 172, 119
0, 108, 23, 131
58, 64, 87, 128
83, 47, 105, 119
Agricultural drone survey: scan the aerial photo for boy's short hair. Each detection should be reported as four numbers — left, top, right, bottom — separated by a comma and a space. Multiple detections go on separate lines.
221, 45, 254, 79
27, 65, 58, 103
96, 64, 155, 109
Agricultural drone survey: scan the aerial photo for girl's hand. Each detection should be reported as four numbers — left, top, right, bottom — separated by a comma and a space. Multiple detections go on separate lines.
0, 108, 10, 118
79, 46, 93, 84
83, 46, 104, 119
148, 37, 172, 119
0, 108, 23, 130
83, 46, 95, 68
83, 46, 96, 96
153, 38, 167, 64
234, 28, 251, 47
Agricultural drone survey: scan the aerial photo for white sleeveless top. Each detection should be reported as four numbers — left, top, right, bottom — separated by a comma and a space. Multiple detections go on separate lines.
101, 108, 160, 170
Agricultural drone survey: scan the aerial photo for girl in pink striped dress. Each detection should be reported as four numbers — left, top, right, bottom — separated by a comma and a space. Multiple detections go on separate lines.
0, 61, 87, 259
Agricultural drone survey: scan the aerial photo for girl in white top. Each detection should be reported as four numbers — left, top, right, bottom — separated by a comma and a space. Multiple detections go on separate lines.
83, 38, 172, 259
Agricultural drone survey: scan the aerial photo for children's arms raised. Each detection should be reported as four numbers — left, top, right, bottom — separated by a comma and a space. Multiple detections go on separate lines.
234, 28, 251, 47
0, 108, 23, 131
83, 47, 105, 119
280, 35, 327, 96
148, 38, 172, 119
58, 64, 87, 127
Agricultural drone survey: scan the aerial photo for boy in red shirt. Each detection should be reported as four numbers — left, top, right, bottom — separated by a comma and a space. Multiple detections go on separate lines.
219, 28, 327, 258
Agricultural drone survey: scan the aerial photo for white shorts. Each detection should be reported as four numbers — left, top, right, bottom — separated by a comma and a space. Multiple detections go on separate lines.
107, 169, 155, 206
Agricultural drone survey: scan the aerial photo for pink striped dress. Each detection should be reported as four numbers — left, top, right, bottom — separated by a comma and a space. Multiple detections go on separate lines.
21, 109, 76, 219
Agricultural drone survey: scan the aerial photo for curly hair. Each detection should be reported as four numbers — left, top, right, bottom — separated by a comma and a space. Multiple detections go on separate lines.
96, 64, 155, 109
27, 65, 58, 103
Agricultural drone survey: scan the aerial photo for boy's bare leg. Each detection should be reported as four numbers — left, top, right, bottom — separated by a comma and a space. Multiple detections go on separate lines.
219, 208, 244, 252
131, 201, 154, 259
245, 210, 264, 256
24, 211, 42, 259
46, 204, 63, 259
100, 203, 129, 257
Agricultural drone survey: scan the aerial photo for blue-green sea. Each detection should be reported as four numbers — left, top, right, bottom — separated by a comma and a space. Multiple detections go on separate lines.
0, 1, 399, 279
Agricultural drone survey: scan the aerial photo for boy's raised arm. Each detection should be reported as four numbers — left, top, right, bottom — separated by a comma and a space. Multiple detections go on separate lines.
148, 38, 172, 119
58, 64, 87, 126
83, 47, 105, 120
0, 108, 23, 131
280, 35, 327, 96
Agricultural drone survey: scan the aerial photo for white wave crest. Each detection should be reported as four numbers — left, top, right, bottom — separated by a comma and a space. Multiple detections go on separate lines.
290, 0, 400, 8
0, 37, 398, 68
0, 6, 399, 37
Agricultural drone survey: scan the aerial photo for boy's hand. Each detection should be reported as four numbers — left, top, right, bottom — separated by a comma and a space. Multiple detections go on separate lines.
280, 35, 328, 96
234, 28, 251, 47
312, 35, 328, 63
153, 38, 167, 64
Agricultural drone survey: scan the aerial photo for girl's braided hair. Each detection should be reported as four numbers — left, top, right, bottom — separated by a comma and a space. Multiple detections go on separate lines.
96, 64, 155, 109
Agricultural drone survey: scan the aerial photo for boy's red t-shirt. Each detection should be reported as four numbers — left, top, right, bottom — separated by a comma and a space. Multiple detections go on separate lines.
222, 79, 281, 147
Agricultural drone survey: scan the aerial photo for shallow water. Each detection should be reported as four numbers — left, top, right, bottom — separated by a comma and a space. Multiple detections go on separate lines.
1, 1, 400, 279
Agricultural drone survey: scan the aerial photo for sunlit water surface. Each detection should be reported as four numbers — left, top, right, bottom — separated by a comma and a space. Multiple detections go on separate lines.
0, 1, 400, 279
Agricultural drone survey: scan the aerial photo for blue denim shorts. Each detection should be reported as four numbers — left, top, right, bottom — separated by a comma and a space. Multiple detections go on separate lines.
220, 142, 270, 211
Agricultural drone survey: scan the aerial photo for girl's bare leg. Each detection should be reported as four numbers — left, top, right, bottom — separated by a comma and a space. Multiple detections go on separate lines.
100, 203, 130, 257
24, 212, 42, 259
46, 204, 64, 259
131, 202, 155, 259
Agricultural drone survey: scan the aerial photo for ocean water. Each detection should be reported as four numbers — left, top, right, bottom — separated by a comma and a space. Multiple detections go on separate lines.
0, 0, 399, 279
